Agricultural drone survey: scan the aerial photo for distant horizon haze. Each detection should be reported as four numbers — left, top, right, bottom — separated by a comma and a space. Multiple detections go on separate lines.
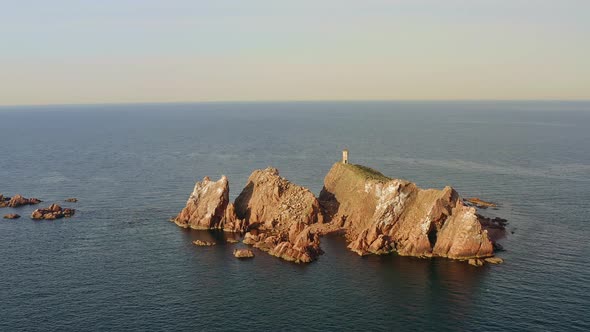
1, 0, 589, 106
1, 99, 590, 109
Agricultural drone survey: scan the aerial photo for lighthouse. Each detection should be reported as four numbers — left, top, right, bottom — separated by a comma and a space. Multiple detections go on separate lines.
342, 149, 349, 164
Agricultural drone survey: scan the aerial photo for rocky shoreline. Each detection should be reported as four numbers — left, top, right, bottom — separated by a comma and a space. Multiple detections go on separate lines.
173, 159, 507, 266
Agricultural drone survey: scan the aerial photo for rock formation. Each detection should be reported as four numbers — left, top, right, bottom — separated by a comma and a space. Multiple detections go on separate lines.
193, 240, 216, 246
65, 198, 78, 203
0, 194, 41, 208
464, 197, 497, 209
236, 168, 323, 263
468, 258, 484, 267
174, 176, 230, 230
233, 249, 254, 258
484, 257, 504, 264
3, 213, 20, 219
31, 204, 75, 220
319, 163, 503, 260
174, 162, 506, 265
220, 203, 247, 233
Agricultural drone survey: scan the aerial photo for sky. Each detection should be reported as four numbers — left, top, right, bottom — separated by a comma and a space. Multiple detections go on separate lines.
1, 0, 589, 105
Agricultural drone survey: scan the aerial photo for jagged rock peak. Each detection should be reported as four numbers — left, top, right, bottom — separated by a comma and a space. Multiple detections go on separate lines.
235, 167, 324, 263
174, 175, 230, 230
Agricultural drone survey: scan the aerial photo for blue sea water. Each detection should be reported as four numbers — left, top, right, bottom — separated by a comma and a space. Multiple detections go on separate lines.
0, 101, 589, 331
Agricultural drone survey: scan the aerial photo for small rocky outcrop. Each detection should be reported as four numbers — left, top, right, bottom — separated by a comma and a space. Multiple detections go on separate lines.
65, 198, 78, 203
173, 176, 232, 230
319, 163, 504, 260
0, 194, 41, 208
468, 258, 485, 267
464, 197, 497, 209
484, 257, 504, 264
236, 168, 324, 263
3, 213, 20, 219
31, 204, 75, 220
193, 240, 216, 246
233, 249, 254, 258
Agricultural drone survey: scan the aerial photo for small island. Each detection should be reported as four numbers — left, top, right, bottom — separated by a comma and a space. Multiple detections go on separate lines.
172, 151, 506, 266
0, 194, 41, 208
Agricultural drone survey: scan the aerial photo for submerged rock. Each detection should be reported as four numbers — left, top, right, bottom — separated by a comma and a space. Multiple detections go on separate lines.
468, 258, 485, 267
3, 213, 20, 219
233, 249, 254, 258
485, 257, 504, 264
464, 197, 497, 209
65, 198, 78, 203
31, 204, 75, 220
193, 240, 216, 246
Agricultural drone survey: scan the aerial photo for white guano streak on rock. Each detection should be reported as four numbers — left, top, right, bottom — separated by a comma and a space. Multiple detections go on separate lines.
364, 182, 374, 194
420, 215, 432, 235
373, 182, 408, 226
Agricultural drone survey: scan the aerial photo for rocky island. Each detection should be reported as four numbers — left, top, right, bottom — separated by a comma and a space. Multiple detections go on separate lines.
31, 204, 75, 220
0, 194, 41, 208
173, 151, 506, 266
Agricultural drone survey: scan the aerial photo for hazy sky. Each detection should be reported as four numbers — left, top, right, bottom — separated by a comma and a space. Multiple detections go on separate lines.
1, 0, 589, 105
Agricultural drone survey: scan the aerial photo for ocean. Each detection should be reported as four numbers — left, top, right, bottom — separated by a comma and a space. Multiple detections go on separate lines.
0, 101, 588, 331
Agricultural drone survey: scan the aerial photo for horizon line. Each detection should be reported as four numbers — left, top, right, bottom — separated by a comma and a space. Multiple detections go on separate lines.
1, 98, 590, 108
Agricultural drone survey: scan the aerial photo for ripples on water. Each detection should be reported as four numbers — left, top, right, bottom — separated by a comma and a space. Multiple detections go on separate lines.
0, 101, 589, 331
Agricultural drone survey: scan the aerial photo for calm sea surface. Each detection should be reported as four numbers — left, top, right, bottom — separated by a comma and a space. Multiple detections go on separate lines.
0, 101, 589, 331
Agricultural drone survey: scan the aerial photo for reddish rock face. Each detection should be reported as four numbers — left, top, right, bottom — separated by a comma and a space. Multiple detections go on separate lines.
431, 203, 495, 258
31, 204, 75, 220
319, 163, 502, 260
192, 240, 216, 246
235, 168, 324, 263
1, 194, 42, 208
233, 249, 254, 258
235, 168, 323, 227
176, 163, 505, 264
174, 176, 232, 230
220, 203, 247, 233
